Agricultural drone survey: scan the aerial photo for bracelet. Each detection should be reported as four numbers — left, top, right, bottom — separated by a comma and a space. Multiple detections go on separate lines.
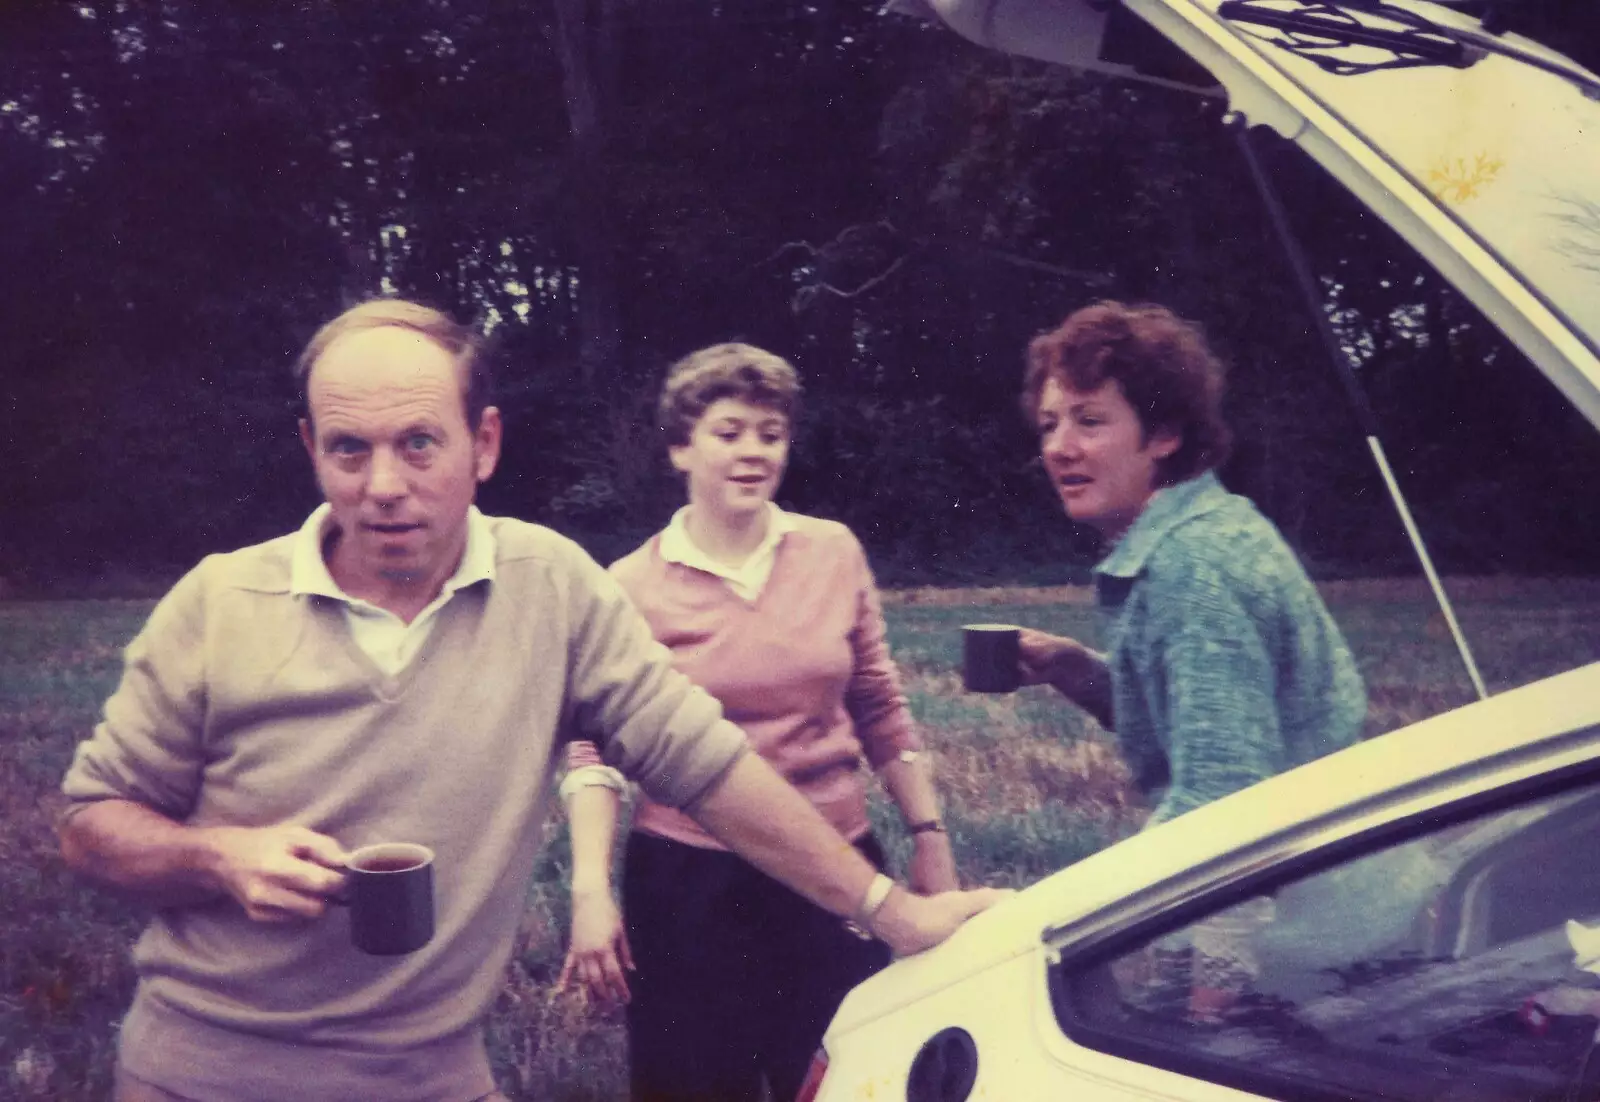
856, 873, 896, 925
906, 819, 946, 835
557, 765, 628, 803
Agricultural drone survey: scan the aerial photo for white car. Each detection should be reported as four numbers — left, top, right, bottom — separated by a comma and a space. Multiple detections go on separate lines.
803, 3, 1600, 1100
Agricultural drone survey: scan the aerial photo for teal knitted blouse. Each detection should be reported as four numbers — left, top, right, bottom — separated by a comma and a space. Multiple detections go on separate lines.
1095, 472, 1367, 825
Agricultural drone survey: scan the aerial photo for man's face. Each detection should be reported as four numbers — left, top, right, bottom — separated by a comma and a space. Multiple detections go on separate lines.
300, 325, 500, 596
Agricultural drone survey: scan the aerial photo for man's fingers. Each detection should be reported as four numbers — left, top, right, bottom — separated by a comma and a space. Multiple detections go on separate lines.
241, 879, 329, 922
953, 886, 1013, 920
289, 829, 351, 869
619, 932, 637, 973
270, 856, 348, 902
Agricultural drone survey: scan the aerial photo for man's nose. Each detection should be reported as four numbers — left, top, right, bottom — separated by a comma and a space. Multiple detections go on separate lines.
366, 449, 409, 500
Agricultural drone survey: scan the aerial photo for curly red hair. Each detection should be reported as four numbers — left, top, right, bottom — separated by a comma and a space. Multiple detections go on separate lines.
1022, 301, 1231, 486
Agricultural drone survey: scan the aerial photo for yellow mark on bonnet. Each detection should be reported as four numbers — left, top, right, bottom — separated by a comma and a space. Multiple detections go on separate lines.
1426, 152, 1506, 204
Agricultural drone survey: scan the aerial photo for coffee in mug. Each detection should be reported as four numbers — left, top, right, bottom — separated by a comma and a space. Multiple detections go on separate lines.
345, 842, 435, 955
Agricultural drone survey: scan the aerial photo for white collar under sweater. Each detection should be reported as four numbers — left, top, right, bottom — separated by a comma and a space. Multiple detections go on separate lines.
658, 503, 797, 601
287, 504, 496, 675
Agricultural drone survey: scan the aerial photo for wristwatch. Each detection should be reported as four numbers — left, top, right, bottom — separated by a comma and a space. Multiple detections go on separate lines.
896, 749, 922, 766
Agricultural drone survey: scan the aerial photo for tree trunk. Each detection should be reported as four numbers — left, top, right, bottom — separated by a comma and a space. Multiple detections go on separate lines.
552, 0, 621, 387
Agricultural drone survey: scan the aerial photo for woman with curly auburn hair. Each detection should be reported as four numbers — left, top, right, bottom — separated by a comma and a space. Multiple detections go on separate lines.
1014, 300, 1366, 827
1012, 300, 1367, 1024
556, 342, 960, 1102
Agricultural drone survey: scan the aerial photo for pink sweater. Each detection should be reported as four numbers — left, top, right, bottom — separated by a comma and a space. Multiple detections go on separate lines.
568, 514, 920, 848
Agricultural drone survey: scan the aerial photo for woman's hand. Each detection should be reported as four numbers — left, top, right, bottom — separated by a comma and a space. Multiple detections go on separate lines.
906, 830, 959, 895
556, 886, 634, 1009
1017, 629, 1114, 727
1017, 628, 1090, 688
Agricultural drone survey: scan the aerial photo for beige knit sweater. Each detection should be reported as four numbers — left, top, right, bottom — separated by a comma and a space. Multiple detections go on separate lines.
62, 516, 747, 1102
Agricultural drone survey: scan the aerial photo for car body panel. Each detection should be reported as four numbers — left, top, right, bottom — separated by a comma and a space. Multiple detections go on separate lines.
819, 946, 1270, 1102
830, 660, 1600, 1036
819, 663, 1600, 1099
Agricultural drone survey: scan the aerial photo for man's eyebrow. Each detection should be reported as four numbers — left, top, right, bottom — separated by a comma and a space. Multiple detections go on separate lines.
322, 431, 369, 449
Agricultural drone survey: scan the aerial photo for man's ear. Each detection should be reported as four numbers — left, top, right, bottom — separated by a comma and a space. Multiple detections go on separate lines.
299, 418, 316, 462
473, 407, 503, 483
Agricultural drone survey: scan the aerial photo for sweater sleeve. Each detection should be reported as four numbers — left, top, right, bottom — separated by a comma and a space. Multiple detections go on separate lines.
1145, 565, 1280, 826
840, 534, 921, 767
565, 739, 604, 771
559, 546, 748, 809
60, 561, 212, 820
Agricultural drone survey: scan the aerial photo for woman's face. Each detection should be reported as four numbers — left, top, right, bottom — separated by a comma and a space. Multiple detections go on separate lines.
1036, 374, 1179, 539
670, 397, 791, 521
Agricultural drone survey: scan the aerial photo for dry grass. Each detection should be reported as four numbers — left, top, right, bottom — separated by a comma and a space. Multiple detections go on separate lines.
5, 583, 1600, 1098
884, 575, 1600, 608
903, 671, 1140, 831
884, 584, 1096, 607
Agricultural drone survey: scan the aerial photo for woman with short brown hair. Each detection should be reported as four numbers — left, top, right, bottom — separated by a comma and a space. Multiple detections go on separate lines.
558, 342, 959, 1102
1015, 300, 1365, 825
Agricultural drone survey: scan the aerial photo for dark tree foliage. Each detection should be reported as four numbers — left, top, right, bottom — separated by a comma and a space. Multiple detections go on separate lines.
0, 0, 1595, 592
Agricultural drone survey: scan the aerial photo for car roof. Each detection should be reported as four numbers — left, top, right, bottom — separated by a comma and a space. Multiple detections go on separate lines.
896, 0, 1600, 428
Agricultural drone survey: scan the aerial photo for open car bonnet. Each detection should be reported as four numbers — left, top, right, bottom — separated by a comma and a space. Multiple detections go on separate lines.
896, 0, 1600, 429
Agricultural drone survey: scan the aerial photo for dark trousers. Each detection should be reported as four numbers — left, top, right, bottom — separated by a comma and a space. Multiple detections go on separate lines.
623, 832, 891, 1102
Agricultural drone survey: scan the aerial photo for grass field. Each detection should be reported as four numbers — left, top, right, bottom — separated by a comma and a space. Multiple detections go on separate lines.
3, 580, 1600, 1099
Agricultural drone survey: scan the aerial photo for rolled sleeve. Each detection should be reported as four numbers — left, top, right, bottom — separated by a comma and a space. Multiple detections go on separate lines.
1147, 577, 1280, 825
560, 552, 748, 809
61, 563, 211, 820
565, 739, 604, 771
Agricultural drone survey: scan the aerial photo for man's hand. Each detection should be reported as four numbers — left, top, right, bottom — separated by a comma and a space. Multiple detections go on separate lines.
905, 831, 959, 896
556, 887, 634, 1008
868, 886, 1011, 958
198, 824, 350, 923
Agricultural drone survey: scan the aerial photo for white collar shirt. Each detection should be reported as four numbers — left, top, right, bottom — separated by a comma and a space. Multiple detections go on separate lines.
289, 504, 497, 676
658, 503, 797, 602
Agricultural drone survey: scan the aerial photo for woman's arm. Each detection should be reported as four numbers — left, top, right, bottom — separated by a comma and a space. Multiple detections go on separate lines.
557, 747, 634, 1007
876, 753, 958, 894
1017, 628, 1115, 729
840, 539, 959, 893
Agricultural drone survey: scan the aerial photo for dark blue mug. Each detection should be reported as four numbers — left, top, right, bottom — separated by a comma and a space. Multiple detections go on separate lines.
962, 624, 1021, 693
345, 842, 435, 955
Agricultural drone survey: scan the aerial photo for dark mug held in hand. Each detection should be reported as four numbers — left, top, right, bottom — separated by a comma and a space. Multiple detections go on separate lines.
345, 842, 435, 955
962, 624, 1021, 694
